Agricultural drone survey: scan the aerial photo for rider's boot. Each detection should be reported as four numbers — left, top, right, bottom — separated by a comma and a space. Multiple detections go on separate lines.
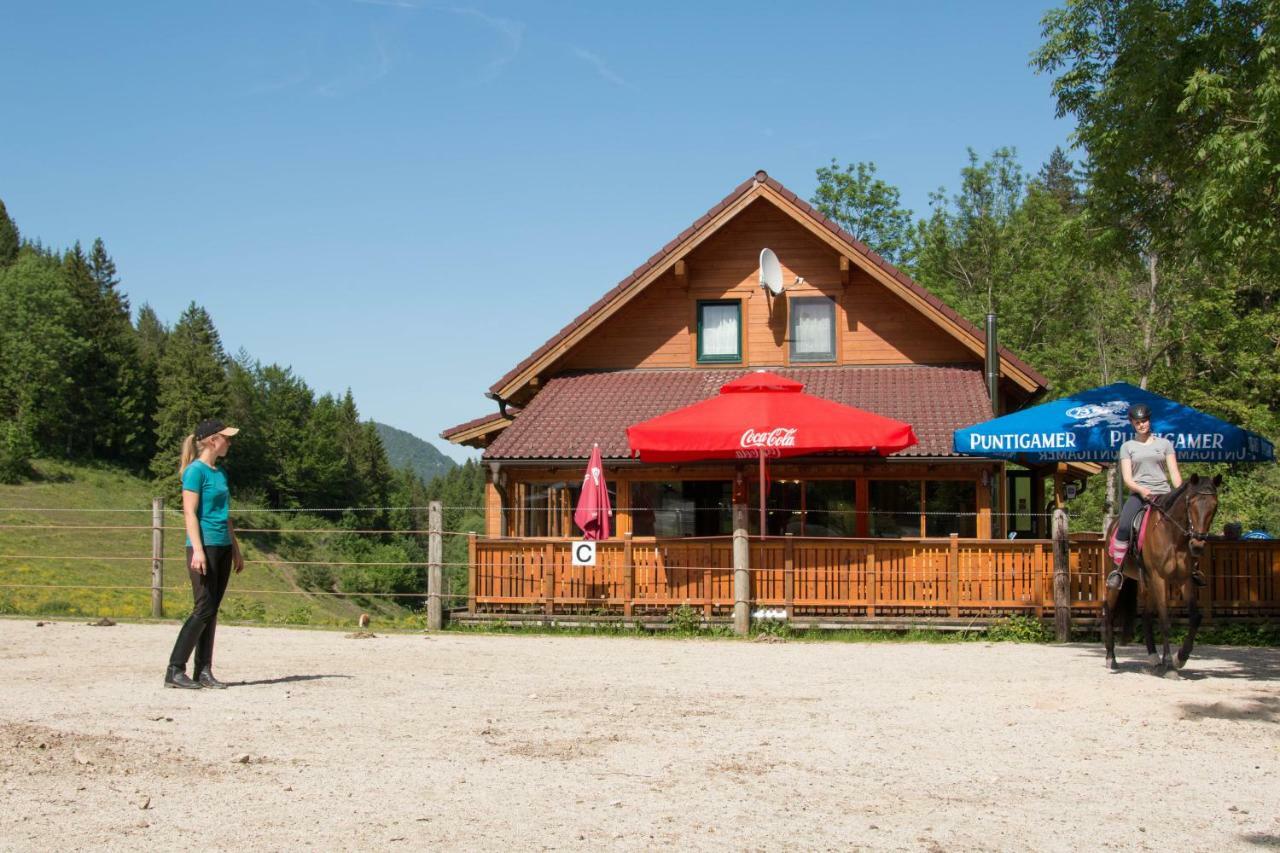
1190, 568, 1208, 588
1106, 541, 1128, 590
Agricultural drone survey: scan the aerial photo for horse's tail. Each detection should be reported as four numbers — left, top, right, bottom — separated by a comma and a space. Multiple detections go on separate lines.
1117, 577, 1139, 644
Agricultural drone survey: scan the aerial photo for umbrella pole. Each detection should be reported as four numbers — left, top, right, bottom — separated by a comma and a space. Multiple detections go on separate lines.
759, 452, 766, 540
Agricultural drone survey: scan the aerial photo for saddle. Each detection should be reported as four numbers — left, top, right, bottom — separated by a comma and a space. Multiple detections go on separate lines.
1106, 505, 1153, 578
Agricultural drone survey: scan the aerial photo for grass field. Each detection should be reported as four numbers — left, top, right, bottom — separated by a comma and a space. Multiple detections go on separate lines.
0, 459, 420, 627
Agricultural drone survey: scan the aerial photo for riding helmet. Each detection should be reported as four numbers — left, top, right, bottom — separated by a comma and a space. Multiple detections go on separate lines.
1127, 403, 1152, 422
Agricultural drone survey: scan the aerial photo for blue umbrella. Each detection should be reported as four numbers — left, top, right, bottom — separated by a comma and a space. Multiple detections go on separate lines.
953, 382, 1275, 464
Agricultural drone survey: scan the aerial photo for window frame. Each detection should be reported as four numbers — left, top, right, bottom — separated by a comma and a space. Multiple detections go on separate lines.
696, 299, 743, 364
788, 295, 837, 363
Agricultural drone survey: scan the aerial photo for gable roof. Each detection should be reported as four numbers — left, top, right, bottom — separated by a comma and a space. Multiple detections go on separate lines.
489, 171, 1048, 402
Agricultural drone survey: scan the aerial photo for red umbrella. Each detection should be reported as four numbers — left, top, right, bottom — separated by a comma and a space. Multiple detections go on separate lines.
573, 443, 613, 540
626, 371, 917, 537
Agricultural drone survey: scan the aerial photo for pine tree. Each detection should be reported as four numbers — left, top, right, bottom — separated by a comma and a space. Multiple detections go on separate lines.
300, 394, 349, 508
150, 303, 230, 480
133, 305, 168, 468
0, 253, 82, 462
1035, 147, 1081, 211
0, 199, 19, 267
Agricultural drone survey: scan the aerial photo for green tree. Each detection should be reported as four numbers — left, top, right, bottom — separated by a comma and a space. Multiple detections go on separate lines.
0, 252, 81, 465
133, 304, 168, 467
811, 160, 914, 265
0, 199, 19, 267
1035, 0, 1280, 277
248, 362, 315, 507
1036, 146, 1082, 211
912, 147, 1028, 316
150, 303, 230, 481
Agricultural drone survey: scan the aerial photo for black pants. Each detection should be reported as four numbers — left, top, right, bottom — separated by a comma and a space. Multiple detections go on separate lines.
168, 545, 233, 672
1115, 495, 1147, 542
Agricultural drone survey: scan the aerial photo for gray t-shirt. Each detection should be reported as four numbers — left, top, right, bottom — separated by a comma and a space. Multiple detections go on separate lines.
1119, 436, 1175, 495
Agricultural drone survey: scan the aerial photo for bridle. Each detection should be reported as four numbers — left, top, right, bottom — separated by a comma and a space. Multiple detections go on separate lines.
1146, 486, 1217, 543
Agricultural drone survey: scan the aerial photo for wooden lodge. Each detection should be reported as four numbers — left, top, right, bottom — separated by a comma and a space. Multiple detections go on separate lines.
443, 171, 1279, 625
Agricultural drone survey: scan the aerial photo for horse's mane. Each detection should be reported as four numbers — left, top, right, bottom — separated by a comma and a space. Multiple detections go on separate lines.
1158, 477, 1217, 510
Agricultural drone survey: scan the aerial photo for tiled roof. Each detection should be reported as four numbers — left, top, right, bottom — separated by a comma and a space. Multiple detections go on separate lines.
482, 365, 994, 461
488, 171, 1048, 397
440, 411, 509, 441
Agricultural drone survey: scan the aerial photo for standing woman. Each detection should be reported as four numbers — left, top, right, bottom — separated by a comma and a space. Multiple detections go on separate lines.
165, 419, 244, 689
1106, 403, 1204, 590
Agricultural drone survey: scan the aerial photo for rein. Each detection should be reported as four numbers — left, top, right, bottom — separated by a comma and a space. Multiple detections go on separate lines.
1145, 488, 1214, 541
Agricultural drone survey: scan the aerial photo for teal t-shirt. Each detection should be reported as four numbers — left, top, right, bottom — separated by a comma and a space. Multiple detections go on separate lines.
180, 460, 231, 547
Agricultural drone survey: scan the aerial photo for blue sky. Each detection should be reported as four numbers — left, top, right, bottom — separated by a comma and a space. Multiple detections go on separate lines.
0, 1, 1074, 462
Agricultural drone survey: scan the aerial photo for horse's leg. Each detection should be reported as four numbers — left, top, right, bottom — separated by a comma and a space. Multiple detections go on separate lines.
1154, 576, 1175, 674
1141, 577, 1159, 668
1102, 586, 1119, 671
1176, 581, 1201, 670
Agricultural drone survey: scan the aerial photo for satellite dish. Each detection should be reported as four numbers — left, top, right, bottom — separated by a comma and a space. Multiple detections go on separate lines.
759, 248, 784, 296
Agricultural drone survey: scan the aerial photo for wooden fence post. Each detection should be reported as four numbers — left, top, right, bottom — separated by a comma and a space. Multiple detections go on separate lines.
866, 548, 877, 618
1033, 543, 1045, 619
703, 543, 714, 619
467, 532, 477, 614
543, 542, 555, 617
1052, 508, 1071, 642
623, 532, 634, 618
949, 532, 960, 618
427, 501, 443, 630
784, 533, 795, 621
733, 503, 750, 636
151, 498, 163, 618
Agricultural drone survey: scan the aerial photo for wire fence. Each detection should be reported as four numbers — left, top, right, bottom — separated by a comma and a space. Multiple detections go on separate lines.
2, 501, 1277, 626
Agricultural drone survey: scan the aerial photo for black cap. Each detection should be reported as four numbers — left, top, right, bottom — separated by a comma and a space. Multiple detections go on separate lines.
195, 419, 240, 440
1128, 403, 1152, 422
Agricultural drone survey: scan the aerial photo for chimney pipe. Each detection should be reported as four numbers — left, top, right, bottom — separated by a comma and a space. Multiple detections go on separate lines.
985, 313, 999, 415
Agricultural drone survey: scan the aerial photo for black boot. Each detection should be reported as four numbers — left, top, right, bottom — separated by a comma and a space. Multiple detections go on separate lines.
164, 665, 201, 690
1190, 569, 1208, 588
196, 666, 227, 690
1106, 567, 1125, 591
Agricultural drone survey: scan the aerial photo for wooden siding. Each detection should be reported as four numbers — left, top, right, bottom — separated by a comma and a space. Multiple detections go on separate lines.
560, 199, 973, 372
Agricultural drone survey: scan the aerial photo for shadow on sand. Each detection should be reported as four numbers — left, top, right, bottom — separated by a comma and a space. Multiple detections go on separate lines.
232, 674, 353, 687
1075, 644, 1280, 682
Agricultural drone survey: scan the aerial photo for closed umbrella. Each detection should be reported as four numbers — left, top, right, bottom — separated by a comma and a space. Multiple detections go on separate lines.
626, 371, 917, 537
573, 443, 613, 540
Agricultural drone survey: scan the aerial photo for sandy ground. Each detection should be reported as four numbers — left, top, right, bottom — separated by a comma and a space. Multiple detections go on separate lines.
0, 619, 1277, 852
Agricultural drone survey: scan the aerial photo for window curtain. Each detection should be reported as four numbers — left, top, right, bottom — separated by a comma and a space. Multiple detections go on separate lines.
793, 300, 832, 358
702, 304, 738, 356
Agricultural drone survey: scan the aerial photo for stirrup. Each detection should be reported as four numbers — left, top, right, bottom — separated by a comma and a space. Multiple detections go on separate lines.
1190, 570, 1208, 588
1106, 568, 1125, 591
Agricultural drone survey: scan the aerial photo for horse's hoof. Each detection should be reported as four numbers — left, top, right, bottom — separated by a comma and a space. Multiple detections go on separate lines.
1105, 656, 1117, 671
1147, 654, 1161, 669
1174, 653, 1188, 670
1162, 666, 1183, 680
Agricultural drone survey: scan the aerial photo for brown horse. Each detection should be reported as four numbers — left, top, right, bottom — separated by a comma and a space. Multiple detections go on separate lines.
1101, 473, 1221, 673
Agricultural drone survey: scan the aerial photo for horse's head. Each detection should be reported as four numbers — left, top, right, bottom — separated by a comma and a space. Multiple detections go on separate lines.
1184, 473, 1222, 556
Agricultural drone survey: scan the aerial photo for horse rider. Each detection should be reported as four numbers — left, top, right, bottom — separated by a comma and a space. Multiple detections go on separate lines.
1107, 402, 1207, 590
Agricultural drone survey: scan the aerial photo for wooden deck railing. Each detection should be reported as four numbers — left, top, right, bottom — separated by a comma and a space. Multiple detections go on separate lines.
467, 534, 1280, 620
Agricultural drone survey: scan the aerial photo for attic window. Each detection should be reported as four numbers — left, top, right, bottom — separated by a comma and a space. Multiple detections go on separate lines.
697, 300, 741, 363
790, 297, 836, 362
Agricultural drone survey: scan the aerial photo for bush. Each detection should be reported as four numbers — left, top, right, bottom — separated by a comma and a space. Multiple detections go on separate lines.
0, 419, 36, 483
667, 604, 703, 635
282, 604, 313, 625
986, 615, 1052, 643
295, 563, 335, 591
221, 597, 267, 622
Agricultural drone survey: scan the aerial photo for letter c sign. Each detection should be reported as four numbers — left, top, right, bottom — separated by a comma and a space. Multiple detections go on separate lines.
572, 541, 597, 567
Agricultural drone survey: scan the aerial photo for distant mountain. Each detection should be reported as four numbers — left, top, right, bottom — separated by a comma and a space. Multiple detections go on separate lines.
373, 422, 456, 483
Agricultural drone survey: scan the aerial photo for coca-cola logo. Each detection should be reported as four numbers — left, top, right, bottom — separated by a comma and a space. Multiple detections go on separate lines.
740, 428, 797, 449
